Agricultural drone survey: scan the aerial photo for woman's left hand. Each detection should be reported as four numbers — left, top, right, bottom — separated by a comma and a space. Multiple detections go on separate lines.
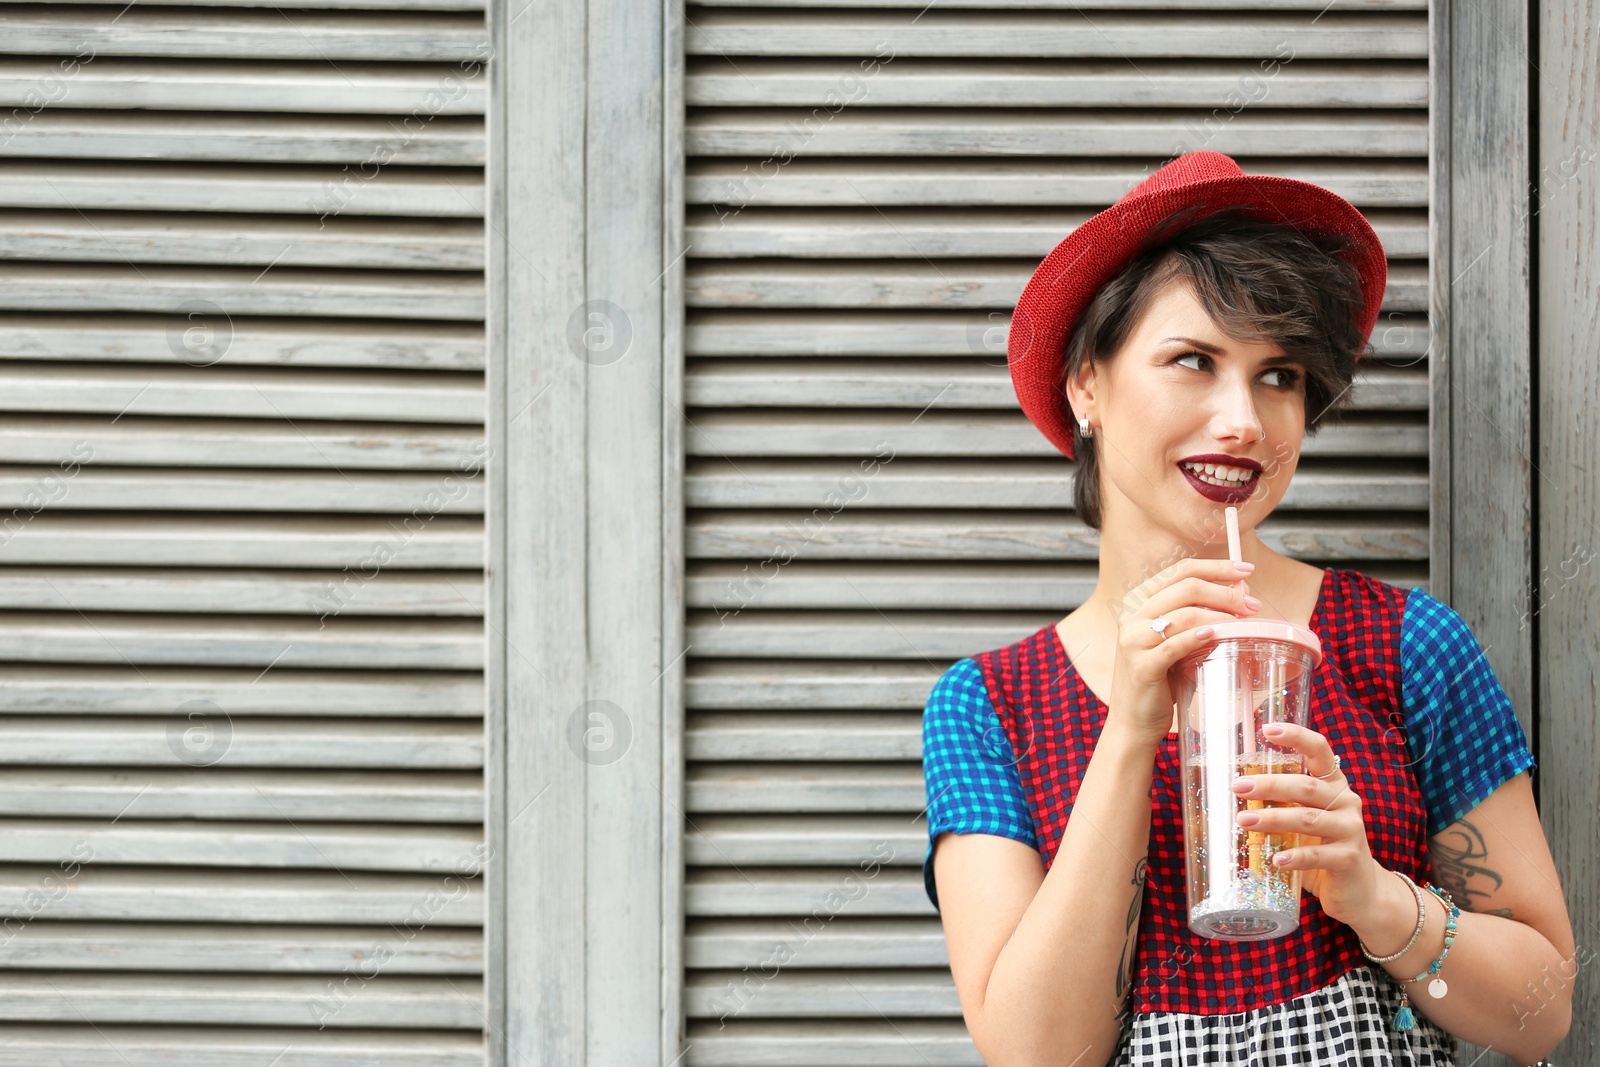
1231, 721, 1382, 926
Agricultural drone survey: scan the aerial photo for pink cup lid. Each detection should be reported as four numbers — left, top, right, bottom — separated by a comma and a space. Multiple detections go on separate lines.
1199, 619, 1323, 667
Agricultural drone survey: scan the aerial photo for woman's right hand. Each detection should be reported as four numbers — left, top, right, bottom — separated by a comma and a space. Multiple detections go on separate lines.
1106, 556, 1260, 745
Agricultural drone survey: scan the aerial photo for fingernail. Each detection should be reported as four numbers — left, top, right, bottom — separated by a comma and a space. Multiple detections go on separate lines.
1236, 811, 1260, 827
1235, 561, 1256, 571
1195, 626, 1214, 639
1244, 595, 1262, 610
1262, 723, 1286, 736
1274, 853, 1292, 867
1231, 778, 1254, 794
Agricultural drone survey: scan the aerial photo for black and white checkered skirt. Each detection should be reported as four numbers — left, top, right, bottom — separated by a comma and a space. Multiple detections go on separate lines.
1111, 965, 1457, 1066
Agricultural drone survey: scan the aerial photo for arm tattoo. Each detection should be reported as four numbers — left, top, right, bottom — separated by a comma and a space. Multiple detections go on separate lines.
1432, 818, 1514, 919
1115, 858, 1149, 1002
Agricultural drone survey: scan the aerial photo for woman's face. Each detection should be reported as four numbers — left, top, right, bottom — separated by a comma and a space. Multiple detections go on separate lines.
1072, 278, 1309, 548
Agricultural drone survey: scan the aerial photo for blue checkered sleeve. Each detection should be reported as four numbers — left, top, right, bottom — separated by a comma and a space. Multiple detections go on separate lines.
1401, 587, 1537, 837
921, 657, 1037, 910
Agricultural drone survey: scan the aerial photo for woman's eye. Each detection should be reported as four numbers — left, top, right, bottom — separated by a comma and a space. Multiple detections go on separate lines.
1262, 368, 1301, 388
1174, 353, 1207, 371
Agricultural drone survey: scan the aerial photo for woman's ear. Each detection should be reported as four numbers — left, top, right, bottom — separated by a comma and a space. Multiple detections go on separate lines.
1064, 359, 1099, 428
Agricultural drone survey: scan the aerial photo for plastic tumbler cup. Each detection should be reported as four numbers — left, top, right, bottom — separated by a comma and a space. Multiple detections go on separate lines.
1170, 620, 1323, 941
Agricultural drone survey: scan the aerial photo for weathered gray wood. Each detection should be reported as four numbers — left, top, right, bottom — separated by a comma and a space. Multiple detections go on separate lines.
686, 918, 945, 968
0, 416, 485, 469
0, 469, 484, 514
684, 458, 1428, 510
1, 315, 485, 369
684, 410, 1426, 458
687, 660, 942, 711
688, 206, 1428, 260
689, 158, 1430, 209
687, 309, 1432, 359
0, 973, 483, 1029
692, 0, 1423, 9
0, 60, 486, 114
0, 212, 484, 270
0, 922, 480, 972
686, 610, 1052, 661
0, 113, 483, 166
688, 58, 1426, 109
0, 365, 483, 423
688, 109, 1428, 158
689, 762, 923, 812
0, 717, 482, 767
685, 815, 923, 866
685, 969, 957, 1017
1536, 1, 1600, 1064
0, 818, 483, 871
685, 259, 1427, 311
683, 1019, 980, 1067
0, 567, 482, 615
0, 612, 483, 669
0, 865, 483, 924
0, 1027, 484, 1067
0, 0, 485, 8
0, 162, 484, 217
688, 712, 920, 762
686, 868, 935, 917
0, 768, 481, 822
686, 12, 1426, 59
0, 514, 479, 568
2, 10, 486, 61
0, 264, 483, 320
688, 512, 1429, 561
0, 665, 482, 716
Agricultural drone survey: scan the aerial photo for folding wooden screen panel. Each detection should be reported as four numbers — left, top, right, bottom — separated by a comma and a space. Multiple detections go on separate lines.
0, 2, 489, 1062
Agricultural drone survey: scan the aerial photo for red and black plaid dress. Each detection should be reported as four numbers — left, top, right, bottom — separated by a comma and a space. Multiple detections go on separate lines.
968, 568, 1459, 1065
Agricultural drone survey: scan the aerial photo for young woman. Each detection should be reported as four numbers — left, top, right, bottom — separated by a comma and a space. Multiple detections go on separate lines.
922, 152, 1575, 1067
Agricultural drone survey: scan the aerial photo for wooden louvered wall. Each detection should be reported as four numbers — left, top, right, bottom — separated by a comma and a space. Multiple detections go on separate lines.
677, 1, 1432, 1063
0, 2, 488, 1063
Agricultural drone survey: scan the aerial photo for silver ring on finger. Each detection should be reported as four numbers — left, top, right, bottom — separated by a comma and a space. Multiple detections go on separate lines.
1150, 615, 1171, 639
1313, 753, 1342, 780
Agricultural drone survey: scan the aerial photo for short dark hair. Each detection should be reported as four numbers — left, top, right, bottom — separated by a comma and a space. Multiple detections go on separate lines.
1062, 207, 1370, 531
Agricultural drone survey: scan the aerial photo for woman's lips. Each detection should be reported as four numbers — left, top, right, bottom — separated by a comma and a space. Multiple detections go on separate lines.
1179, 463, 1259, 503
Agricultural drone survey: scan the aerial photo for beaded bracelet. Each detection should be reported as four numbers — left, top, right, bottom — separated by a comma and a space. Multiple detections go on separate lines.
1391, 882, 1461, 1032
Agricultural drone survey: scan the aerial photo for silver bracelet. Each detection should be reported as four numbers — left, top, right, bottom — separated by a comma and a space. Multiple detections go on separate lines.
1359, 869, 1426, 965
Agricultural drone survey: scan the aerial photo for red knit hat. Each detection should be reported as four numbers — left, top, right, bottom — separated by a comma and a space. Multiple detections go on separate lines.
1008, 151, 1387, 460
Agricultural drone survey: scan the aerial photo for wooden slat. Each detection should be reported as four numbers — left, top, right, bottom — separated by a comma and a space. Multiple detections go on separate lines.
688, 712, 920, 762
0, 112, 483, 167
685, 458, 1429, 511
0, 865, 483, 924
1, 10, 487, 62
686, 814, 924, 866
686, 868, 934, 917
687, 309, 1433, 359
685, 969, 957, 1017
0, 973, 484, 1030
689, 762, 923, 812
0, 416, 484, 469
684, 410, 1426, 457
688, 610, 1052, 661
0, 0, 486, 8
0, 819, 483, 871
687, 918, 945, 968
685, 1019, 979, 1067
0, 717, 481, 768
689, 512, 1429, 562
689, 58, 1426, 109
0, 665, 482, 716
0, 469, 485, 514
0, 60, 485, 114
0, 365, 482, 423
686, 12, 1427, 59
687, 158, 1430, 209
0, 768, 481, 822
0, 212, 484, 270
694, 0, 1425, 7
689, 108, 1428, 159
0, 922, 480, 973
0, 612, 483, 669
0, 1027, 485, 1067
0, 162, 485, 218
0, 315, 485, 370
0, 515, 481, 568
0, 568, 483, 615
684, 258, 1427, 311
687, 660, 942, 711
0, 264, 483, 320
688, 207, 1427, 260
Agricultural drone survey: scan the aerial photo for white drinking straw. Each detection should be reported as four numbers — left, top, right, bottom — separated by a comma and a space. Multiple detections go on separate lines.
1225, 506, 1245, 593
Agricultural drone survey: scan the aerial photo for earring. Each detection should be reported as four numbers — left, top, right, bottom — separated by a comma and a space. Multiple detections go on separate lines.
1078, 415, 1094, 438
